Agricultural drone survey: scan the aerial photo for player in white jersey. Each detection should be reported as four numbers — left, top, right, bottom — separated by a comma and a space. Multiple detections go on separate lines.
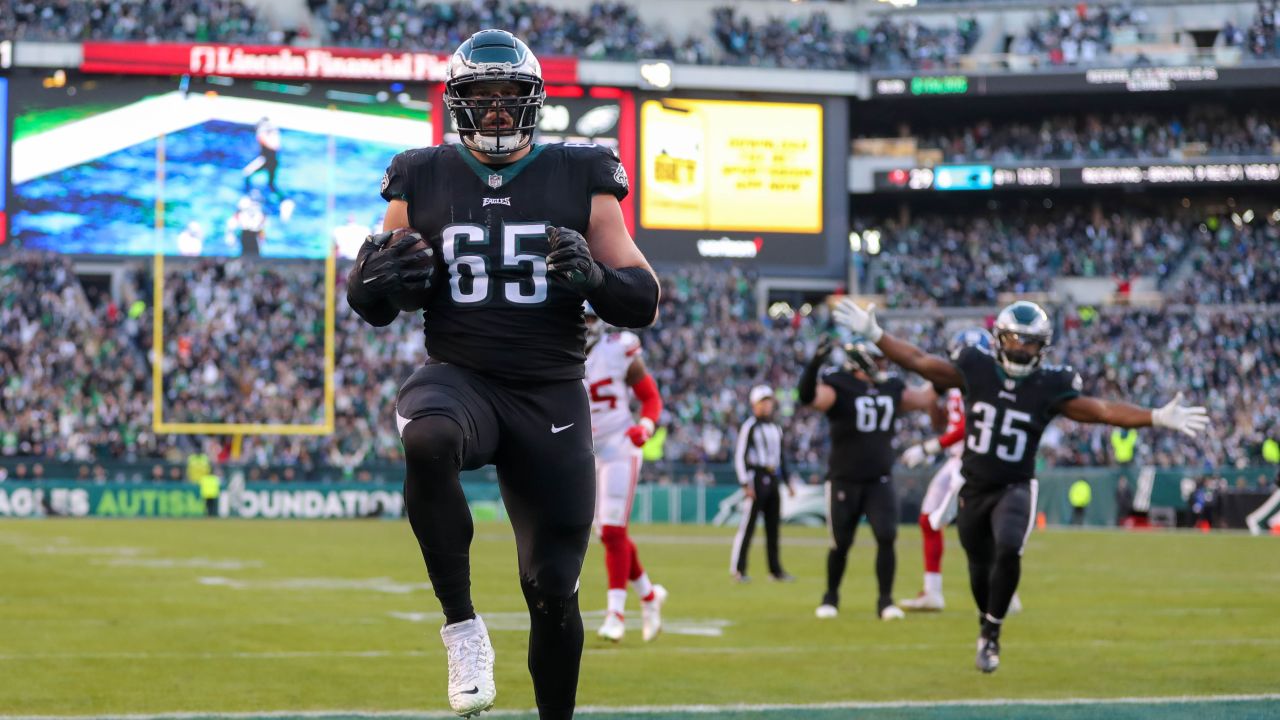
899, 329, 1012, 614
583, 305, 667, 643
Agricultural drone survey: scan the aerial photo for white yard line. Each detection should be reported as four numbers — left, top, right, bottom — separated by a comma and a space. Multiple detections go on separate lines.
4, 694, 1280, 719
2, 636, 1277, 664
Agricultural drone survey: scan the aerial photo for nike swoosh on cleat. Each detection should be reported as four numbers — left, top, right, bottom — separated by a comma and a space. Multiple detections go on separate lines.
459, 686, 480, 695
551, 423, 574, 434
362, 275, 381, 284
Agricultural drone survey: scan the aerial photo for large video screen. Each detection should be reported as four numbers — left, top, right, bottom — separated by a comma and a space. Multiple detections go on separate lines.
639, 98, 822, 234
8, 71, 431, 258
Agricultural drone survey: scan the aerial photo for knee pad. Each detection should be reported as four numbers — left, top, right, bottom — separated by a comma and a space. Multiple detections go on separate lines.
599, 525, 628, 551
401, 415, 464, 470
520, 577, 580, 622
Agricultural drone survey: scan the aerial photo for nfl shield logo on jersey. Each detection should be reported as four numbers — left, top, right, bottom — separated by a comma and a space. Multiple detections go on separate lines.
488, 174, 503, 189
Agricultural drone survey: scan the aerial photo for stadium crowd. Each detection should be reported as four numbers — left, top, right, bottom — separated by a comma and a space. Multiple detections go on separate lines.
857, 209, 1280, 308
7, 0, 1277, 69
3, 253, 1277, 479
3, 0, 275, 43
907, 110, 1280, 163
1010, 3, 1149, 66
709, 7, 981, 71
0, 0, 1092, 72
1235, 0, 1280, 59
313, 0, 713, 63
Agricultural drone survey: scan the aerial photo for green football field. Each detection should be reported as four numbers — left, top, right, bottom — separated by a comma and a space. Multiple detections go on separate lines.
2, 520, 1278, 719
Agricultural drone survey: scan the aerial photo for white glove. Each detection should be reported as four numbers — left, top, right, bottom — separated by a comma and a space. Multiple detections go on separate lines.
1150, 392, 1209, 438
901, 444, 928, 468
900, 438, 942, 468
832, 298, 882, 342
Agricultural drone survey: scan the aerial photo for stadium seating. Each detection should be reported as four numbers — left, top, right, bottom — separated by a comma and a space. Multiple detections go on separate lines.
893, 110, 1280, 163
4, 254, 1277, 476
856, 209, 1280, 308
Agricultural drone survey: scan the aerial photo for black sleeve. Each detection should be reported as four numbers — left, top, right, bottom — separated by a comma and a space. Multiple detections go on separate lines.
797, 351, 826, 405
380, 150, 416, 203
890, 378, 907, 406
779, 425, 791, 480
1046, 366, 1084, 419
949, 346, 979, 396
822, 370, 844, 418
584, 144, 629, 201
584, 264, 658, 328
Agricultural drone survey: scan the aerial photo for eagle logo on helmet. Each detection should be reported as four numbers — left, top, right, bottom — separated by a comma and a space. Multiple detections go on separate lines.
992, 301, 1053, 378
844, 338, 888, 384
444, 29, 546, 159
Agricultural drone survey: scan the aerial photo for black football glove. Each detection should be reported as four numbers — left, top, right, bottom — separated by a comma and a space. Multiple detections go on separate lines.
813, 335, 835, 363
546, 226, 604, 293
350, 229, 434, 304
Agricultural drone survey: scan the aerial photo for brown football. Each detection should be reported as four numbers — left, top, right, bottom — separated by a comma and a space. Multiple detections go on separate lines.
385, 227, 440, 312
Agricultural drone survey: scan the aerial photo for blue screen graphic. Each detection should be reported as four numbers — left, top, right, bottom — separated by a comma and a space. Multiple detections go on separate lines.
934, 164, 994, 191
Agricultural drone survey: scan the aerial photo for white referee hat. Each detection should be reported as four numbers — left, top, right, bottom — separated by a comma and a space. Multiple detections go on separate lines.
749, 384, 774, 405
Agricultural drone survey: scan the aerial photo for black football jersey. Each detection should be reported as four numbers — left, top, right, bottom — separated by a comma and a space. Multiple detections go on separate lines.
381, 143, 629, 382
952, 346, 1082, 487
822, 370, 905, 482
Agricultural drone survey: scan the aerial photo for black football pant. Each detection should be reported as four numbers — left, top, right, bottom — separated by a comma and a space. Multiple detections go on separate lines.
397, 362, 595, 720
730, 473, 784, 577
956, 480, 1037, 623
823, 477, 898, 612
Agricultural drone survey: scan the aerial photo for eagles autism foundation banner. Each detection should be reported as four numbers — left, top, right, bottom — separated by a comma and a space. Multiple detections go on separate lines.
0, 482, 412, 519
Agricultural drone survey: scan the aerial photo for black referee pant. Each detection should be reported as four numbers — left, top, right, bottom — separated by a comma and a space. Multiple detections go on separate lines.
730, 473, 784, 578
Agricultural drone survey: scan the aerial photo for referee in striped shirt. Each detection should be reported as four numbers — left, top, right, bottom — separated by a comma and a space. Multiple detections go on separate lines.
729, 385, 796, 583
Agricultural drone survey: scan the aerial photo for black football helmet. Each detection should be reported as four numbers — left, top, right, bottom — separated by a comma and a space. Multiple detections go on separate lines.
444, 29, 545, 158
844, 339, 888, 383
993, 301, 1053, 377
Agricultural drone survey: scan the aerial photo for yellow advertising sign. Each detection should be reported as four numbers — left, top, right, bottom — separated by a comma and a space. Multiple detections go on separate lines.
640, 99, 823, 233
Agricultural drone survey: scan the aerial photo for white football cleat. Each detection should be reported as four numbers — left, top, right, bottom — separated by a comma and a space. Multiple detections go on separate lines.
900, 592, 945, 611
597, 611, 626, 642
976, 634, 1000, 673
440, 615, 496, 718
641, 585, 667, 642
815, 604, 839, 619
880, 604, 906, 621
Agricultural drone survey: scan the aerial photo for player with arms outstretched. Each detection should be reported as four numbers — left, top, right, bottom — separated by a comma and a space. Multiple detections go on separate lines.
834, 299, 1208, 673
583, 305, 667, 643
346, 30, 658, 719
898, 328, 1019, 613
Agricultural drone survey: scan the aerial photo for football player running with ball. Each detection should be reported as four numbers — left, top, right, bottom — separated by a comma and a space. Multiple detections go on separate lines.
346, 30, 658, 719
582, 304, 667, 644
833, 298, 1208, 674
